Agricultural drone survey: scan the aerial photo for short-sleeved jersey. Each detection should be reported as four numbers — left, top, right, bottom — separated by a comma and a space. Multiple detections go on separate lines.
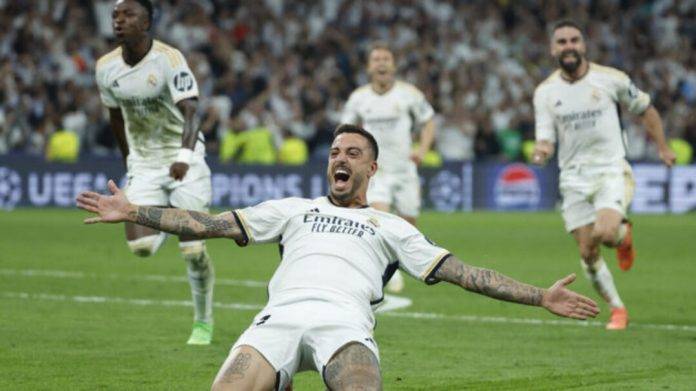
534, 63, 651, 169
95, 40, 203, 166
341, 81, 435, 174
233, 196, 450, 322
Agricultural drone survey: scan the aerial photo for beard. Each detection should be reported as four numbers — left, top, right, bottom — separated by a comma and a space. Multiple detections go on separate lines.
330, 186, 352, 203
328, 174, 364, 204
558, 50, 582, 74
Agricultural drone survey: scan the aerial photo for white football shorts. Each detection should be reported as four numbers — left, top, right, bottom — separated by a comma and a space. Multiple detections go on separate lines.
367, 169, 421, 218
229, 299, 379, 389
124, 156, 211, 211
560, 160, 635, 232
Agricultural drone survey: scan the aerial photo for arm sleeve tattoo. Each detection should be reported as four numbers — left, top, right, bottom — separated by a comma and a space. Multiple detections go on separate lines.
433, 256, 545, 306
129, 206, 241, 240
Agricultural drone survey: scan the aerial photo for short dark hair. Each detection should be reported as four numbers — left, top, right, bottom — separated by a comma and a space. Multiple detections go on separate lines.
367, 41, 394, 62
132, 0, 154, 27
333, 124, 379, 160
550, 19, 585, 38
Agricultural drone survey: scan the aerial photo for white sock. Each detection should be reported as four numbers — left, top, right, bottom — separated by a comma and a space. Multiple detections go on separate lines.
180, 241, 214, 324
127, 232, 167, 257
581, 257, 624, 308
614, 224, 628, 246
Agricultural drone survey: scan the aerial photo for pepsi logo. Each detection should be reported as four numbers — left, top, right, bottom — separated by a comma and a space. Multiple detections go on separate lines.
493, 164, 540, 210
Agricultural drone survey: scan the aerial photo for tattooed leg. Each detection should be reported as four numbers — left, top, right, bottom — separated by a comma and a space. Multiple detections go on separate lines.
211, 345, 276, 391
324, 342, 381, 391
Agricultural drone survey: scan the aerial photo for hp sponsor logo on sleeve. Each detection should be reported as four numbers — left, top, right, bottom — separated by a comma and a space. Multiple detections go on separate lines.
173, 71, 193, 92
0, 167, 22, 210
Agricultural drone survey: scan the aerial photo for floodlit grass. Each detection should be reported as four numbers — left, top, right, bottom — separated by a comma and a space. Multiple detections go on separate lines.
1, 209, 694, 390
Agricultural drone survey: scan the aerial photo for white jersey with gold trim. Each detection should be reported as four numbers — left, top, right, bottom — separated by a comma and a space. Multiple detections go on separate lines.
341, 81, 435, 174
95, 40, 202, 166
534, 63, 651, 169
232, 196, 450, 324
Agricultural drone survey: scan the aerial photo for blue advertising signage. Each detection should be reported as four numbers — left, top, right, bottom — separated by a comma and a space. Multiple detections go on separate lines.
474, 163, 559, 211
1, 156, 693, 214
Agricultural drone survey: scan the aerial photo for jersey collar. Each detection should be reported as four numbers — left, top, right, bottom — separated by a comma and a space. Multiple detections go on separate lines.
326, 195, 369, 209
121, 39, 154, 68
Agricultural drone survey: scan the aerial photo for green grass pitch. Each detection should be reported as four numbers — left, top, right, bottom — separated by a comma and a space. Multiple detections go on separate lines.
1, 209, 694, 390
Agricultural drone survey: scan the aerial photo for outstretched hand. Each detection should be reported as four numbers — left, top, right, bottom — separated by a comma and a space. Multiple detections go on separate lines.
76, 180, 133, 224
541, 274, 600, 320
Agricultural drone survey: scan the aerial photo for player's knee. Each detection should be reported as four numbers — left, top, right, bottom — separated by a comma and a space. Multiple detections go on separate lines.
324, 343, 381, 391
592, 226, 616, 246
325, 368, 381, 391
127, 234, 166, 257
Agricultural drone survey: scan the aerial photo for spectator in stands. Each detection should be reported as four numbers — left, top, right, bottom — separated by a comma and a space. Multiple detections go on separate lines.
46, 127, 79, 163
0, 0, 693, 162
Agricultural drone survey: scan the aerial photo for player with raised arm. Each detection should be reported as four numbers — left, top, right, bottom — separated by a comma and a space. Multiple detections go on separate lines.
532, 20, 676, 330
78, 124, 599, 390
341, 42, 437, 293
94, 0, 215, 344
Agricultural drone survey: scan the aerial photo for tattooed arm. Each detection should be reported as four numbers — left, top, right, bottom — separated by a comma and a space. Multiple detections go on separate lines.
128, 206, 241, 239
76, 179, 243, 241
433, 256, 600, 319
434, 256, 544, 306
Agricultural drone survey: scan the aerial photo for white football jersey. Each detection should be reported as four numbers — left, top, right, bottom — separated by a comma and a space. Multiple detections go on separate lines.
95, 40, 203, 166
341, 81, 435, 174
233, 196, 450, 323
534, 63, 651, 169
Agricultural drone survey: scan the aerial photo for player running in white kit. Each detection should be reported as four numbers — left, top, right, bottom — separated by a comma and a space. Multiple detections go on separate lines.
533, 20, 675, 330
342, 42, 437, 293
78, 124, 600, 390
95, 0, 215, 344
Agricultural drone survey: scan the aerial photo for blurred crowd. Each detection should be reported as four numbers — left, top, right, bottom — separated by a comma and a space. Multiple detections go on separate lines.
1, 0, 695, 163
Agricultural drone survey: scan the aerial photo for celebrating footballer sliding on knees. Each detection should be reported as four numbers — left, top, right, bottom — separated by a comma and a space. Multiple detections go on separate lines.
78, 124, 599, 390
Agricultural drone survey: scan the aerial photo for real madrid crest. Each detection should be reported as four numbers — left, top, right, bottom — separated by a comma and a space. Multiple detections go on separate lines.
591, 88, 601, 102
147, 74, 158, 87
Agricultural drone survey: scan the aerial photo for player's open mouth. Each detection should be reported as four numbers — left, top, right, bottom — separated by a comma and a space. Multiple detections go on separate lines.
333, 168, 351, 186
561, 51, 579, 61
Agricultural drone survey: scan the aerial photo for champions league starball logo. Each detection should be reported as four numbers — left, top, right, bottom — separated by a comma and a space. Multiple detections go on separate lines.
0, 167, 22, 210
428, 170, 462, 212
493, 164, 540, 210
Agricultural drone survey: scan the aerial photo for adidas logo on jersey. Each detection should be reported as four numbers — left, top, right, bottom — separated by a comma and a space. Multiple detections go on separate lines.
555, 100, 562, 107
308, 207, 320, 213
112, 80, 119, 88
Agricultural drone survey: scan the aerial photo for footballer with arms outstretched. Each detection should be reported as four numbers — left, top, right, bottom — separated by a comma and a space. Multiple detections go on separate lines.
341, 42, 437, 294
94, 0, 215, 344
532, 20, 675, 330
78, 124, 599, 390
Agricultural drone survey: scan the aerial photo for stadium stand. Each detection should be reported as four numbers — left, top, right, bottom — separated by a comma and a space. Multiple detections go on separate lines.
0, 0, 694, 163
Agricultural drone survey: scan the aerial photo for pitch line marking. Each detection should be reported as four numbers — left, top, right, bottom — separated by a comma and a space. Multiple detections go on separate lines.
0, 268, 413, 312
3, 291, 695, 333
0, 268, 267, 288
